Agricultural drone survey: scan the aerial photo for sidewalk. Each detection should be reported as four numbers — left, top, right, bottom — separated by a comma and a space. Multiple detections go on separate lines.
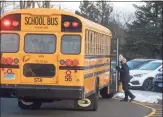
114, 90, 162, 104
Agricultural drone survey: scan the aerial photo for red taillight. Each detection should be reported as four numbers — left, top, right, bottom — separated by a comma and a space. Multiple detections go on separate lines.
64, 21, 70, 28
3, 20, 19, 27
7, 69, 12, 74
73, 59, 79, 66
1, 57, 6, 64
1, 14, 21, 31
6, 57, 13, 65
3, 20, 11, 26
65, 59, 72, 66
72, 22, 78, 27
14, 58, 19, 64
12, 21, 19, 26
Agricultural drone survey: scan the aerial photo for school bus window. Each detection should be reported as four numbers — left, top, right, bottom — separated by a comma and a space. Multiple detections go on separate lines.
87, 30, 90, 55
88, 31, 92, 55
90, 31, 92, 55
23, 64, 55, 77
104, 36, 107, 55
95, 32, 97, 55
24, 34, 56, 53
61, 35, 81, 54
106, 38, 108, 55
92, 31, 95, 55
106, 39, 108, 55
101, 35, 104, 55
96, 33, 98, 55
103, 37, 105, 55
99, 34, 102, 55
0, 33, 19, 53
101, 35, 103, 55
97, 33, 100, 55
107, 37, 109, 54
103, 35, 106, 55
85, 30, 89, 55
95, 33, 98, 55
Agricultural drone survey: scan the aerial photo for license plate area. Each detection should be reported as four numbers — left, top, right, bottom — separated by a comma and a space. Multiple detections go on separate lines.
4, 73, 15, 80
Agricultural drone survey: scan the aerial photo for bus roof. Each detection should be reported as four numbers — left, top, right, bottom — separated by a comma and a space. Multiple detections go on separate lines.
2, 8, 112, 35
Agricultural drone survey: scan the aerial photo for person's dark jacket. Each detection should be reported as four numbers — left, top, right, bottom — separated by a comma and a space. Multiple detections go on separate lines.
116, 63, 130, 83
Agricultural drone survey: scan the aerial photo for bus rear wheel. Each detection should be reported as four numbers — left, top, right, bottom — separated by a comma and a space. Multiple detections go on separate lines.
18, 99, 42, 109
100, 86, 114, 99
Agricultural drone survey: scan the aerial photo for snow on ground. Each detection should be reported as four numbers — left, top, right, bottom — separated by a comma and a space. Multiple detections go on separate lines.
114, 90, 162, 104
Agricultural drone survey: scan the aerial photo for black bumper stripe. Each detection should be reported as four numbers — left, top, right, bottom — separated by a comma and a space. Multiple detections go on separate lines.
59, 63, 110, 70
84, 63, 109, 69
84, 73, 94, 79
85, 55, 111, 59
84, 69, 110, 79
0, 64, 19, 68
59, 66, 84, 70
0, 84, 84, 100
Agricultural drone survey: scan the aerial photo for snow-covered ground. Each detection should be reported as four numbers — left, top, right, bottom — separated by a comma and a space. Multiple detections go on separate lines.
114, 90, 162, 104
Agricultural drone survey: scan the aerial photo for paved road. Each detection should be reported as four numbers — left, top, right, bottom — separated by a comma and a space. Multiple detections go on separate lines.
144, 103, 162, 117
1, 98, 152, 117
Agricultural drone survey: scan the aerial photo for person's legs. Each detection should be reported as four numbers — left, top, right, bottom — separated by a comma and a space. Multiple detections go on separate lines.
120, 82, 128, 101
128, 90, 135, 101
124, 81, 135, 101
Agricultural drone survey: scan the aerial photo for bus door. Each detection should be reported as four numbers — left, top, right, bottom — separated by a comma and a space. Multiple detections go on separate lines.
20, 33, 58, 84
0, 33, 20, 84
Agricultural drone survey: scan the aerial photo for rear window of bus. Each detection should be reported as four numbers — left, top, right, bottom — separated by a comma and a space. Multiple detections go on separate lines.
24, 34, 56, 53
0, 34, 19, 53
61, 35, 81, 54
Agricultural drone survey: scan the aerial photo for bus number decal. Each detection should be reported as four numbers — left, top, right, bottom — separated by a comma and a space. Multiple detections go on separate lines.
34, 78, 42, 82
65, 76, 72, 82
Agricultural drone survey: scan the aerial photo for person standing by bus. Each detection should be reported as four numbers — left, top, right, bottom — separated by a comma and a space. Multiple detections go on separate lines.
116, 58, 135, 102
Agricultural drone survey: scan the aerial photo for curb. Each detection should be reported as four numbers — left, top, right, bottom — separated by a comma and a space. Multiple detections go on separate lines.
114, 97, 156, 117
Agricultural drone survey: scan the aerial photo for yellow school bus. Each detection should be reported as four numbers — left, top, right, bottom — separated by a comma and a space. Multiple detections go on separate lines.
0, 8, 115, 111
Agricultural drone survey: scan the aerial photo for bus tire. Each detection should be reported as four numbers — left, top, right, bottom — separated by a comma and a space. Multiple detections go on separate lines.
74, 78, 99, 111
100, 86, 114, 99
18, 99, 42, 109
100, 86, 108, 98
107, 92, 115, 98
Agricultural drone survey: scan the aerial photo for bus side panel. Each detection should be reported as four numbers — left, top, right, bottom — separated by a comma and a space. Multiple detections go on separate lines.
84, 57, 111, 96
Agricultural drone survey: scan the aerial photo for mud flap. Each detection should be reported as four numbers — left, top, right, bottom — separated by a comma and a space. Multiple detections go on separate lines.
74, 92, 98, 111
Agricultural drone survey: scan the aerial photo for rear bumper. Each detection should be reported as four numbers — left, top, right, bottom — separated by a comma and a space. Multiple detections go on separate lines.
0, 84, 84, 100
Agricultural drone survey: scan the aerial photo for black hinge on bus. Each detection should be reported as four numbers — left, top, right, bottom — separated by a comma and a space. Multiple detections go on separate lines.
61, 15, 82, 32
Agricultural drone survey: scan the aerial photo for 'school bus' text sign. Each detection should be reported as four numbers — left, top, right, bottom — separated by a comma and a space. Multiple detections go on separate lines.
21, 15, 61, 32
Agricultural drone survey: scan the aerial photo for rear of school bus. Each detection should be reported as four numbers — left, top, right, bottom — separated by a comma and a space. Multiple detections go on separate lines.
0, 8, 91, 110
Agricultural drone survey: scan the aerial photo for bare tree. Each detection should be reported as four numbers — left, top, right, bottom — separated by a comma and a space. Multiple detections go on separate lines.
36, 0, 54, 8
109, 10, 135, 54
0, 0, 7, 15
18, 0, 35, 9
